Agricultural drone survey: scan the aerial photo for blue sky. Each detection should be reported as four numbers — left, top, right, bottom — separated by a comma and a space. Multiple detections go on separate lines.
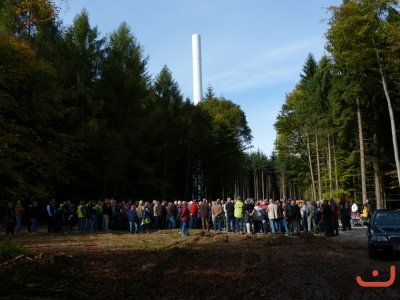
58, 0, 343, 155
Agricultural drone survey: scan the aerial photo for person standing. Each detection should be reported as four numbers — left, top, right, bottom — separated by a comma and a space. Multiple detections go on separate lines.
77, 201, 86, 232
141, 202, 151, 234
14, 200, 24, 233
300, 201, 308, 232
5, 203, 16, 235
102, 199, 110, 231
290, 200, 301, 235
153, 200, 161, 230
244, 199, 254, 234
276, 200, 284, 233
128, 204, 138, 233
283, 201, 292, 236
351, 202, 358, 219
55, 203, 64, 233
267, 199, 279, 234
189, 200, 198, 229
27, 204, 32, 232
95, 201, 103, 231
110, 199, 119, 230
225, 198, 235, 233
365, 199, 372, 216
221, 200, 226, 230
88, 200, 97, 232
261, 200, 270, 233
212, 200, 223, 232
306, 201, 316, 233
180, 201, 190, 237
199, 199, 209, 231
234, 197, 245, 234
30, 202, 39, 233
343, 201, 352, 231
176, 201, 182, 229
136, 200, 143, 232
46, 199, 56, 233
322, 199, 333, 237
167, 201, 177, 229
330, 199, 339, 235
315, 200, 323, 226
253, 201, 264, 235
160, 201, 167, 229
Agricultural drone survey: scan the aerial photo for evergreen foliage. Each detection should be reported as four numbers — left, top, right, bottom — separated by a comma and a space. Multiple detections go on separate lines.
2, 1, 400, 208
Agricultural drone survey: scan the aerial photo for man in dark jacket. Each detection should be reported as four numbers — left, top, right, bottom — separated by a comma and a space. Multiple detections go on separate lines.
29, 202, 39, 232
6, 203, 16, 235
330, 198, 339, 235
46, 199, 56, 233
290, 200, 301, 235
225, 198, 235, 232
322, 199, 333, 236
166, 202, 177, 229
199, 199, 209, 231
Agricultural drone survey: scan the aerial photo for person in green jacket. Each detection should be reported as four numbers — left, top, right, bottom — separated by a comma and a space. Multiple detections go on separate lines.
234, 197, 245, 234
77, 201, 86, 232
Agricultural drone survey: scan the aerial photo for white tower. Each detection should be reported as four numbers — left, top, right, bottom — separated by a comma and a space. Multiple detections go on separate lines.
192, 34, 203, 105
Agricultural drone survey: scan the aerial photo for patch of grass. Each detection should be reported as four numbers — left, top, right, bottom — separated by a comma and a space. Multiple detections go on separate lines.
0, 263, 77, 300
0, 238, 25, 262
0, 267, 26, 298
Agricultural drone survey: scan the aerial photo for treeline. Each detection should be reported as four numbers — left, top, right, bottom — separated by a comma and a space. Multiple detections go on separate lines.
0, 1, 281, 204
274, 0, 400, 208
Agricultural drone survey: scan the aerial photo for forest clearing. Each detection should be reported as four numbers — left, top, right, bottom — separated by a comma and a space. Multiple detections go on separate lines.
0, 229, 399, 299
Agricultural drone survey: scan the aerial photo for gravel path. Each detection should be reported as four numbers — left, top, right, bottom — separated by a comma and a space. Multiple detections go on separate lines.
335, 226, 367, 242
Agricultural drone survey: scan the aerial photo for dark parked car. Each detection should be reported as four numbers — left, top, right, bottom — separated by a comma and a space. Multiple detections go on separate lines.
364, 209, 400, 258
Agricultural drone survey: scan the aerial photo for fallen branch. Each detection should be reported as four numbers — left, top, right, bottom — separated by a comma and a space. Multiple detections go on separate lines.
26, 284, 46, 289
3, 254, 24, 265
21, 288, 65, 293
20, 285, 81, 298
57, 283, 70, 289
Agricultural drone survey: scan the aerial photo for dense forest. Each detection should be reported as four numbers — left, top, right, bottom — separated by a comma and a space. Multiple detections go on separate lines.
0, 0, 278, 204
275, 0, 400, 208
1, 0, 400, 208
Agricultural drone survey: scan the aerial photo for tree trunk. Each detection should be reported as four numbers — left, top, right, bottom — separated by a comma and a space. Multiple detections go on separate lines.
373, 132, 384, 209
253, 170, 257, 198
281, 168, 286, 200
375, 50, 400, 189
315, 133, 322, 200
306, 134, 316, 200
372, 157, 383, 209
261, 169, 265, 200
327, 134, 333, 198
333, 138, 339, 191
356, 97, 367, 203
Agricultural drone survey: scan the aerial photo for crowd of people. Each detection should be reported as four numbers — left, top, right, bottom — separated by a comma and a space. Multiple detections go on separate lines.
4, 195, 372, 237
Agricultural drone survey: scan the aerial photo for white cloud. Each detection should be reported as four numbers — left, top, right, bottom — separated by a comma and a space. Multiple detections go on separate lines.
204, 36, 323, 94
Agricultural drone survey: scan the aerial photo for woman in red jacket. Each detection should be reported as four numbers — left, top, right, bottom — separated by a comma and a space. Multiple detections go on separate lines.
180, 201, 190, 236
189, 200, 198, 229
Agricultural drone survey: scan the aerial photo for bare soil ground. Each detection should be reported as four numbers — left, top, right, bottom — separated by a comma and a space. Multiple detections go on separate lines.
0, 229, 399, 300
